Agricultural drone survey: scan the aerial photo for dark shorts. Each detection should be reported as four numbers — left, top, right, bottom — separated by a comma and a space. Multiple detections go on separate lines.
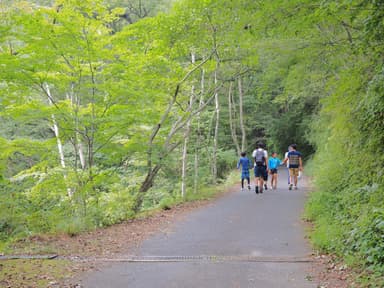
241, 170, 250, 179
254, 165, 267, 180
270, 168, 278, 174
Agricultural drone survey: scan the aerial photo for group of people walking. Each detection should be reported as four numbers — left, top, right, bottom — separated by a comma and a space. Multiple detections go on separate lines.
236, 143, 303, 193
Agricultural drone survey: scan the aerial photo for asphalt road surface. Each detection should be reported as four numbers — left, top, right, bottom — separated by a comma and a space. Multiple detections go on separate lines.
82, 168, 317, 288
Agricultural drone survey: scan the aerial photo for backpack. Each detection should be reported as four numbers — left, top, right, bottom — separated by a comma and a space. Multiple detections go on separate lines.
254, 149, 265, 166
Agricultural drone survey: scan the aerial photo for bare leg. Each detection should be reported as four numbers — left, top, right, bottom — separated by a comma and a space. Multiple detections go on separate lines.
273, 174, 278, 189
259, 178, 264, 192
287, 168, 290, 184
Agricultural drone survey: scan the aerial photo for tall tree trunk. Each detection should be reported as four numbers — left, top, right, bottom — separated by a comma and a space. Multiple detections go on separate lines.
228, 81, 241, 155
194, 68, 205, 194
78, 143, 86, 169
181, 52, 196, 198
209, 18, 220, 184
212, 69, 220, 184
67, 84, 86, 170
181, 136, 188, 198
88, 61, 97, 184
44, 84, 73, 197
238, 77, 246, 152
52, 114, 66, 169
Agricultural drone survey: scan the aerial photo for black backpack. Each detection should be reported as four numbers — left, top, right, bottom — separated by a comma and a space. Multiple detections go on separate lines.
254, 149, 265, 166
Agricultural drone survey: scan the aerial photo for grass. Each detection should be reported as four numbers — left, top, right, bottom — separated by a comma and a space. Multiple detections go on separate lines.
0, 259, 72, 288
185, 170, 239, 201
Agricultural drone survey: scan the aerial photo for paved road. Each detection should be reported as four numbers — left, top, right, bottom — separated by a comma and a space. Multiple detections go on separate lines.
82, 169, 317, 288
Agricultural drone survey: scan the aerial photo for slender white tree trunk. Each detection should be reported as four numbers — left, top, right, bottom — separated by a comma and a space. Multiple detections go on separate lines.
52, 115, 66, 169
78, 143, 86, 169
45, 84, 73, 197
212, 69, 220, 183
194, 68, 205, 194
238, 77, 246, 152
181, 138, 188, 197
181, 52, 196, 198
67, 85, 86, 170
228, 81, 241, 155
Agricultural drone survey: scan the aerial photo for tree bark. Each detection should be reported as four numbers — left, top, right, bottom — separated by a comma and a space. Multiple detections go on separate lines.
212, 69, 220, 184
181, 52, 196, 198
228, 81, 241, 156
238, 77, 247, 152
67, 84, 86, 170
194, 68, 205, 194
44, 84, 73, 197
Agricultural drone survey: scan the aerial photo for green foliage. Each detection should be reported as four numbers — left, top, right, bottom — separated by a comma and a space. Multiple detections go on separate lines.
159, 197, 177, 211
1, 1, 384, 284
216, 149, 237, 180
304, 10, 384, 276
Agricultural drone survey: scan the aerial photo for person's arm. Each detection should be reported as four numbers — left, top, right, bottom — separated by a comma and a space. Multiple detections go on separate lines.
251, 150, 256, 166
299, 156, 303, 171
237, 159, 241, 169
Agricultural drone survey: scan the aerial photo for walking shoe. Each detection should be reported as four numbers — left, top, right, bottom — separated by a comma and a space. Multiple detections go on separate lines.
294, 186, 298, 190
255, 186, 259, 194
264, 184, 268, 190
248, 185, 251, 191
241, 187, 244, 192
259, 186, 263, 194
289, 184, 293, 190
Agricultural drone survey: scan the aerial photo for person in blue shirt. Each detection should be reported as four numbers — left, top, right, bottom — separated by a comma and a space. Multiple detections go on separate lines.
268, 152, 282, 190
237, 151, 252, 191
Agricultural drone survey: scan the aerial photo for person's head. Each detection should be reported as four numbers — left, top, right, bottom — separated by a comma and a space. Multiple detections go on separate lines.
290, 144, 297, 151
257, 142, 264, 149
241, 151, 246, 157
272, 152, 277, 157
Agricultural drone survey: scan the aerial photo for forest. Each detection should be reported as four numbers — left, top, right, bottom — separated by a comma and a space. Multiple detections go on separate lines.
0, 0, 383, 284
